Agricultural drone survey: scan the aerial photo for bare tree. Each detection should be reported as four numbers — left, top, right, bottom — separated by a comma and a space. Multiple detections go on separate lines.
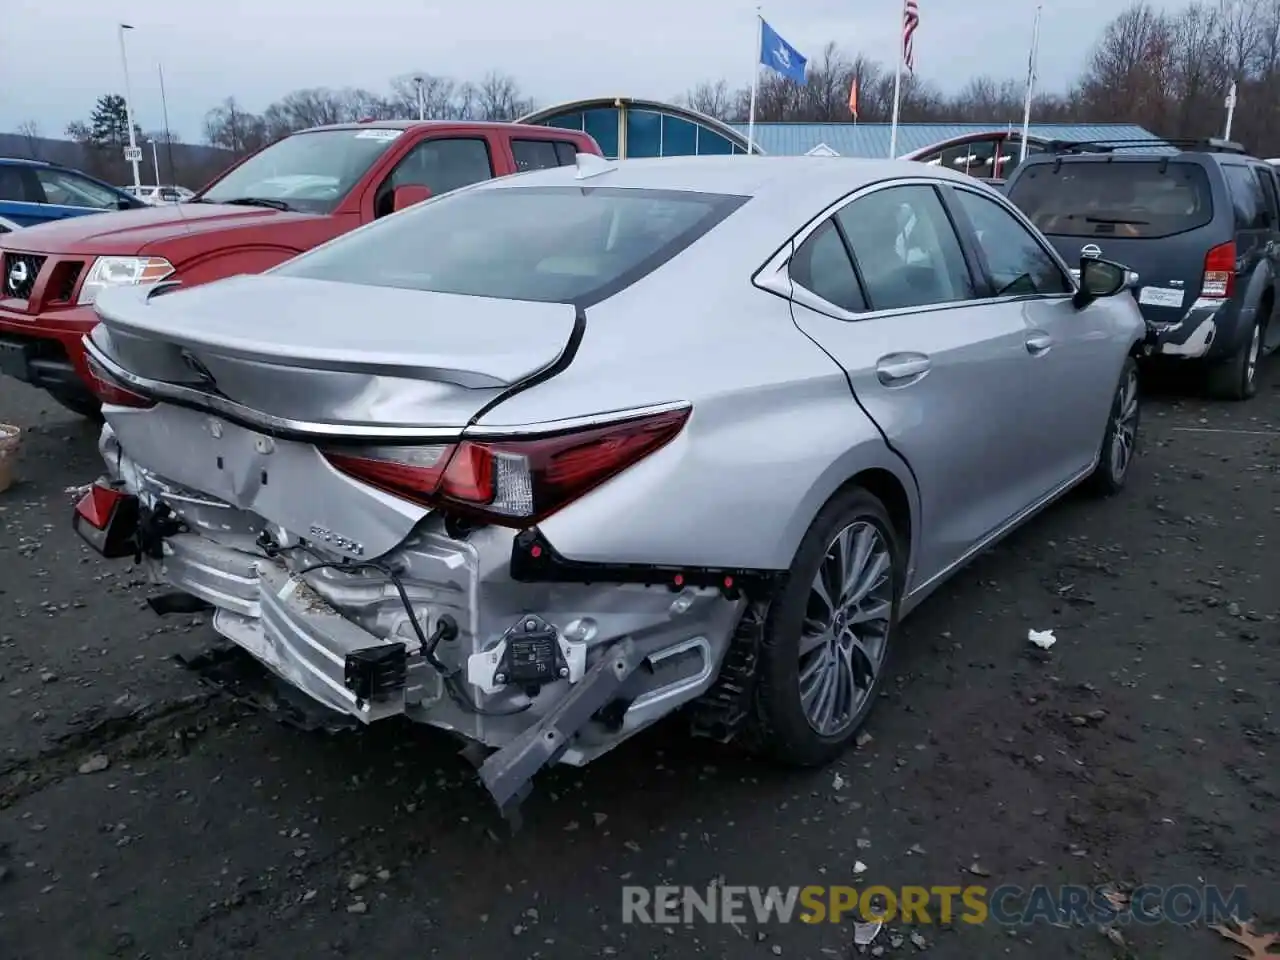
680, 80, 734, 120
16, 120, 42, 158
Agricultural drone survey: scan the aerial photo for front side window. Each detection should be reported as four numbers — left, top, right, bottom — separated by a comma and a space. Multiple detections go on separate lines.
375, 138, 494, 217
835, 184, 976, 310
33, 169, 122, 209
790, 220, 865, 312
278, 185, 747, 307
198, 128, 405, 214
953, 188, 1072, 296
1008, 160, 1214, 239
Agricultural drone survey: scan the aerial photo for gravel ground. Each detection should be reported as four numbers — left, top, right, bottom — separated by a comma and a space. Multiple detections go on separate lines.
0, 368, 1277, 960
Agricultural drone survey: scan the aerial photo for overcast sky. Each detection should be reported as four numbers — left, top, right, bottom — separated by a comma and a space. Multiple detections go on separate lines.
3, 0, 1178, 142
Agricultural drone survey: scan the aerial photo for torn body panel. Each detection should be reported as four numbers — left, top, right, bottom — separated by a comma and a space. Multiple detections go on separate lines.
94, 420, 745, 809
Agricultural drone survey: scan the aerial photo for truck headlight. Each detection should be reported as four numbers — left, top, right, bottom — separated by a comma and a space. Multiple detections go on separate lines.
77, 256, 174, 306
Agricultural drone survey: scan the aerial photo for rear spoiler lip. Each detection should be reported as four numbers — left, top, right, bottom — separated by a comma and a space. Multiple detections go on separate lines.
82, 333, 691, 445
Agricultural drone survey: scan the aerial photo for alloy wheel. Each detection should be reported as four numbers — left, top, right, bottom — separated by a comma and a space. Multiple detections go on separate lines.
798, 521, 893, 737
1110, 366, 1139, 483
1246, 322, 1261, 389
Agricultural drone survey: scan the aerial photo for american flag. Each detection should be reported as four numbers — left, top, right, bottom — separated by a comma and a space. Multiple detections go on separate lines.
902, 0, 920, 73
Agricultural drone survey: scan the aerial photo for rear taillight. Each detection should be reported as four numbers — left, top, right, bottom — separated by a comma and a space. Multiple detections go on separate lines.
321, 407, 690, 526
1202, 241, 1236, 299
84, 353, 155, 409
75, 481, 129, 530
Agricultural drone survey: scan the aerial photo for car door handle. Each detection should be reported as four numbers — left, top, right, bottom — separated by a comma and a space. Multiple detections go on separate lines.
875, 353, 931, 385
1025, 332, 1053, 355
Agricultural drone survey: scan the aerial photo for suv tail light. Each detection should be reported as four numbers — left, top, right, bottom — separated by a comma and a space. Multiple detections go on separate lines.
322, 407, 691, 526
1202, 241, 1236, 299
84, 353, 155, 409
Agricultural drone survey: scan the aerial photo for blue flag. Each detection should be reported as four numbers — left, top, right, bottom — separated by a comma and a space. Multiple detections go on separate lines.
759, 19, 807, 85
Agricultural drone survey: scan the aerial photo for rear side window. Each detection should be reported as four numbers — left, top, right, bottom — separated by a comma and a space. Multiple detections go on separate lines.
1254, 167, 1280, 227
511, 139, 577, 172
1008, 160, 1214, 239
278, 185, 747, 307
1223, 164, 1267, 229
790, 220, 865, 312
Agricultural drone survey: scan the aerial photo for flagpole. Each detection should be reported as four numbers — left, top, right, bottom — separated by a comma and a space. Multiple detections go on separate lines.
888, 0, 905, 158
747, 7, 762, 155
1018, 3, 1043, 163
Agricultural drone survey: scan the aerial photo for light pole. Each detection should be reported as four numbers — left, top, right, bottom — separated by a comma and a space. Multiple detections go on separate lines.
413, 76, 425, 121
117, 23, 142, 190
148, 138, 160, 188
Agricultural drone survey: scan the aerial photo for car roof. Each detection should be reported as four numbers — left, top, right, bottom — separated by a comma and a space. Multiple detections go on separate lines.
298, 119, 589, 135
479, 154, 990, 207
0, 156, 58, 168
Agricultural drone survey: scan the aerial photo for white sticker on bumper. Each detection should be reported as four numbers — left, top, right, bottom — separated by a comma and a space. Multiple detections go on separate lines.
1138, 286, 1185, 308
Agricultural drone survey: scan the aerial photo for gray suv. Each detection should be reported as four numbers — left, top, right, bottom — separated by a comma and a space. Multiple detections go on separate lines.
1004, 138, 1279, 400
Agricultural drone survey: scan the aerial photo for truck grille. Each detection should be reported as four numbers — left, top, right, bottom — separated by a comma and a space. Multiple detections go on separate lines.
2, 252, 46, 300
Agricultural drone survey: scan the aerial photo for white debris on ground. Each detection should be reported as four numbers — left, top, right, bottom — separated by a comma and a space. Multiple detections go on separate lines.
1027, 628, 1057, 650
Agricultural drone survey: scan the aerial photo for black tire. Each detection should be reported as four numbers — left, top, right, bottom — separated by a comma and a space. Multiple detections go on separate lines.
744, 487, 904, 767
1085, 356, 1141, 497
1205, 318, 1262, 401
46, 387, 104, 423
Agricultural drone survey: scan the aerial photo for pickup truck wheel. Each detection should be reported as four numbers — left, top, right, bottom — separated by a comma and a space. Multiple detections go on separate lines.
744, 487, 903, 767
46, 388, 104, 423
1206, 318, 1261, 401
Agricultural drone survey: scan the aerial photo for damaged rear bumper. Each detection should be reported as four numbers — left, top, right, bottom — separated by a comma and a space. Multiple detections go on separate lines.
76, 422, 747, 815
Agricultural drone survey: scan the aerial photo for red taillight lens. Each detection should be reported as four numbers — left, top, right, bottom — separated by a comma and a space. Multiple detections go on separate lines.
321, 407, 690, 526
75, 482, 128, 530
84, 353, 155, 409
1202, 241, 1236, 299
320, 444, 454, 505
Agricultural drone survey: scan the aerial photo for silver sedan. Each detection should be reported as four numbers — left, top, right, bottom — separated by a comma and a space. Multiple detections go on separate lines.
73, 154, 1146, 818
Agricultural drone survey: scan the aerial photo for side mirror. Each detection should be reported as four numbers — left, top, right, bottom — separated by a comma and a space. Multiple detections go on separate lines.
392, 184, 431, 212
1072, 257, 1129, 309
116, 198, 134, 210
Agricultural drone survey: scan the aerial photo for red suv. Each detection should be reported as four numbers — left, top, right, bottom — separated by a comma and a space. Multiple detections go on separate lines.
0, 121, 600, 417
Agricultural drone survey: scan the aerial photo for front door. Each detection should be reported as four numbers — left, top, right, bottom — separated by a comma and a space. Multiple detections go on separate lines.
945, 183, 1120, 490
785, 181, 1037, 585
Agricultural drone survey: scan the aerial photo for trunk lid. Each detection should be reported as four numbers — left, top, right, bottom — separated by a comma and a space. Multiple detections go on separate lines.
90, 274, 580, 429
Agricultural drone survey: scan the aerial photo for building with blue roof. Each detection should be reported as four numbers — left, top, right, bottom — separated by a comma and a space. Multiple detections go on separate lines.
518, 97, 1164, 176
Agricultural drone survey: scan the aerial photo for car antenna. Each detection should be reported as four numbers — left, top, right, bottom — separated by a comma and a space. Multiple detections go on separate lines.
574, 153, 617, 180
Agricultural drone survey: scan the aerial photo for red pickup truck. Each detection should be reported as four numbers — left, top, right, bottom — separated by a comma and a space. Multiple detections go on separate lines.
0, 120, 601, 417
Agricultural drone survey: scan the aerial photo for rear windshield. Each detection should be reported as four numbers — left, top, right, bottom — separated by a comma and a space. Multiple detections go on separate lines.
1008, 160, 1214, 239
275, 185, 747, 306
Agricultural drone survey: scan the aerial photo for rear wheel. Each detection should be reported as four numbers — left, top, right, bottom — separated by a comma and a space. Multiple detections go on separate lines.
1085, 356, 1140, 497
46, 387, 103, 423
745, 487, 903, 767
1205, 318, 1262, 401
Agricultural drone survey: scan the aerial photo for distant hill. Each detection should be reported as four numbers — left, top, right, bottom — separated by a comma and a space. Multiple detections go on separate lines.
0, 133, 236, 190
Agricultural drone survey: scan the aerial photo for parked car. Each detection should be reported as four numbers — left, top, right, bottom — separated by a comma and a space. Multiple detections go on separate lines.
122, 184, 196, 205
1, 157, 145, 231
72, 154, 1146, 816
0, 121, 601, 419
1004, 137, 1280, 400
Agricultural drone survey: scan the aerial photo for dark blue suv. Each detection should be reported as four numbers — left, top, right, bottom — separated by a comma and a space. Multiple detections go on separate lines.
0, 157, 145, 231
1005, 138, 1280, 400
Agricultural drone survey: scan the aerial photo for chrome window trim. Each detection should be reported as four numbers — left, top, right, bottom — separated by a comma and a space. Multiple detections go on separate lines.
82, 334, 691, 442
753, 175, 1081, 323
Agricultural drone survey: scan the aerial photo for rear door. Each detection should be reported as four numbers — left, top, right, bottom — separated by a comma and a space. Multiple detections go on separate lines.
1006, 157, 1219, 327
784, 180, 1040, 583
506, 136, 581, 175
1220, 162, 1271, 299
0, 164, 53, 227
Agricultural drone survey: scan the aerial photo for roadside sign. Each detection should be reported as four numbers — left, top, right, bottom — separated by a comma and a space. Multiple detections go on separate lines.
123, 146, 143, 162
